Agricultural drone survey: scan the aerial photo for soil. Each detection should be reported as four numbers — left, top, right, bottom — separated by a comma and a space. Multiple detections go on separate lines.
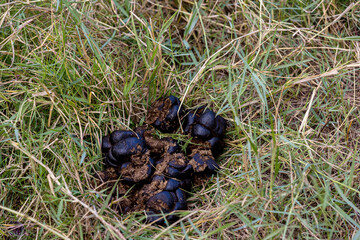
147, 199, 169, 212
154, 153, 187, 176
93, 168, 169, 213
116, 182, 132, 195
130, 149, 150, 165
120, 161, 151, 182
143, 129, 177, 154
188, 145, 215, 172
92, 168, 131, 195
192, 173, 211, 186
187, 138, 212, 152
189, 147, 213, 159
95, 167, 119, 182
188, 158, 207, 172
117, 197, 133, 214
129, 178, 168, 212
146, 97, 172, 125
92, 167, 120, 191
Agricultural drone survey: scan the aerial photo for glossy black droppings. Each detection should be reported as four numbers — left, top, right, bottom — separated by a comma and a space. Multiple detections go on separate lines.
167, 144, 179, 154
208, 137, 220, 149
192, 153, 205, 165
169, 159, 187, 169
101, 135, 112, 154
105, 148, 119, 166
175, 188, 186, 203
120, 162, 132, 170
192, 124, 211, 139
173, 201, 187, 211
164, 179, 181, 191
182, 164, 193, 174
98, 95, 227, 225
166, 105, 180, 121
214, 116, 226, 137
184, 112, 198, 133
153, 119, 161, 128
145, 187, 188, 224
191, 152, 219, 173
199, 110, 216, 129
148, 157, 155, 166
168, 95, 180, 105
167, 167, 182, 178
110, 130, 135, 144
146, 160, 154, 177
207, 137, 224, 156
152, 175, 166, 182
146, 95, 184, 133
184, 109, 227, 155
146, 191, 174, 212
112, 137, 146, 159
206, 158, 220, 172
146, 211, 164, 225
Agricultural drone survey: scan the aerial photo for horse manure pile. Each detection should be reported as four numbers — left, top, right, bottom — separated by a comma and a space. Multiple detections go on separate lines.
93, 96, 227, 225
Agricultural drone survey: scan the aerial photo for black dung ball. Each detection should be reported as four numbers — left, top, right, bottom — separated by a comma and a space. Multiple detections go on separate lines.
183, 109, 227, 156
146, 95, 184, 133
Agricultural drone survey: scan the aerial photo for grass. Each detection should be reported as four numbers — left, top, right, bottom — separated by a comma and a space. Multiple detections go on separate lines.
0, 0, 360, 239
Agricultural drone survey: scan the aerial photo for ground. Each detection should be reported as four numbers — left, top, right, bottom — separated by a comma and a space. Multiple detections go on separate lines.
0, 0, 360, 239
